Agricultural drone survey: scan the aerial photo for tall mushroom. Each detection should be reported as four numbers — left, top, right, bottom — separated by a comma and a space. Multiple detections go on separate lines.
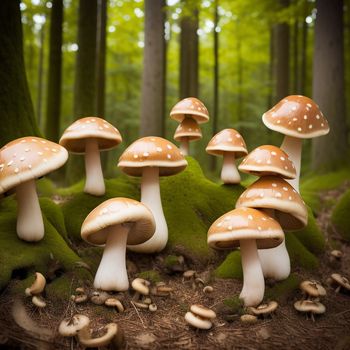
206, 129, 248, 184
118, 136, 187, 253
59, 117, 122, 196
262, 95, 329, 192
236, 176, 308, 280
0, 137, 68, 241
208, 207, 284, 306
81, 198, 155, 291
173, 117, 202, 156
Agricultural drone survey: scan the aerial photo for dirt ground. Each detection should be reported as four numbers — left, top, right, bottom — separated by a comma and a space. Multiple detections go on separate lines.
0, 186, 350, 350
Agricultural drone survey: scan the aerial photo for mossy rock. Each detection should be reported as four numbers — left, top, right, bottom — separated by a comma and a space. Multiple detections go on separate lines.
0, 196, 84, 289
214, 251, 243, 279
137, 270, 162, 283
61, 157, 244, 262
265, 273, 300, 300
331, 189, 350, 241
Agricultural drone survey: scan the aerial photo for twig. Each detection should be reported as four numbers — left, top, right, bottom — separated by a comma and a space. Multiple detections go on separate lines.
130, 301, 146, 329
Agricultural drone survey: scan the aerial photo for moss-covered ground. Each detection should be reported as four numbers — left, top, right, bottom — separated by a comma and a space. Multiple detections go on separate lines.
331, 188, 350, 241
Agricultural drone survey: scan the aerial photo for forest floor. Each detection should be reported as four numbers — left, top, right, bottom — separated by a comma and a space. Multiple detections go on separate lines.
0, 185, 350, 350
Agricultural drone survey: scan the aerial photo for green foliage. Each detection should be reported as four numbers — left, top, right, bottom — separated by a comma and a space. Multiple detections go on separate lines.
137, 270, 162, 283
164, 255, 181, 268
215, 251, 243, 279
223, 295, 245, 315
265, 273, 300, 300
331, 189, 350, 241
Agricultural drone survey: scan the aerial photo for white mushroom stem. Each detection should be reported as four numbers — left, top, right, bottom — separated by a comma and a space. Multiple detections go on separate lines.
127, 167, 167, 253
239, 239, 265, 307
280, 135, 302, 193
94, 224, 130, 291
84, 139, 105, 196
221, 153, 241, 184
258, 209, 290, 281
15, 180, 44, 242
179, 138, 189, 156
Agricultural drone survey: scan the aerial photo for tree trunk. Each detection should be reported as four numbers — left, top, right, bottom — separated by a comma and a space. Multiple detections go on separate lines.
312, 0, 348, 169
0, 0, 40, 147
298, 3, 308, 95
36, 24, 45, 128
267, 28, 274, 109
273, 0, 290, 103
292, 20, 299, 93
237, 21, 243, 122
140, 0, 165, 137
45, 0, 63, 142
179, 4, 199, 99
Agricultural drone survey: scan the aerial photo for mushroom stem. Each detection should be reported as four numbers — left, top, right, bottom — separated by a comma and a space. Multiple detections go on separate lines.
15, 180, 44, 241
127, 167, 167, 253
280, 135, 302, 192
258, 208, 290, 280
94, 224, 130, 291
239, 239, 265, 307
221, 153, 241, 184
84, 138, 105, 196
179, 138, 189, 156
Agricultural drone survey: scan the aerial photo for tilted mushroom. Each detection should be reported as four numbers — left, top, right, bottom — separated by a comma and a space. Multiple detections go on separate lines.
173, 117, 202, 156
330, 273, 350, 293
59, 117, 122, 196
185, 304, 216, 330
81, 198, 155, 291
208, 208, 284, 306
131, 278, 150, 300
118, 137, 187, 253
236, 176, 308, 280
206, 129, 248, 184
58, 314, 91, 340
300, 280, 326, 299
247, 301, 278, 317
170, 97, 210, 124
0, 137, 68, 241
25, 272, 46, 296
262, 95, 329, 192
294, 300, 326, 321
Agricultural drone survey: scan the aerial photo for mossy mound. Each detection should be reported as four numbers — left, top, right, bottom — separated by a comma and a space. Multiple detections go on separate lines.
61, 157, 244, 261
265, 273, 300, 300
0, 196, 84, 289
331, 189, 350, 241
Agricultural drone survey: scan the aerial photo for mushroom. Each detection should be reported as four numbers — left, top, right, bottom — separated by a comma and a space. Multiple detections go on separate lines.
240, 314, 258, 324
170, 97, 210, 124
206, 129, 248, 184
294, 300, 326, 321
203, 286, 214, 294
105, 298, 124, 312
185, 304, 216, 330
58, 314, 91, 340
208, 208, 284, 307
173, 117, 202, 156
236, 176, 308, 280
59, 117, 122, 196
329, 273, 350, 293
32, 295, 47, 308
0, 137, 68, 241
131, 278, 150, 300
118, 137, 187, 253
247, 301, 278, 318
78, 323, 123, 348
81, 198, 155, 291
300, 280, 326, 299
149, 303, 157, 312
90, 290, 110, 305
262, 95, 329, 192
25, 272, 46, 296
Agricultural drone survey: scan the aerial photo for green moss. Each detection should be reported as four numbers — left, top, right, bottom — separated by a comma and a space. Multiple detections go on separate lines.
137, 270, 162, 283
215, 251, 243, 279
331, 189, 350, 241
36, 177, 56, 197
265, 273, 300, 300
164, 255, 180, 268
223, 296, 245, 315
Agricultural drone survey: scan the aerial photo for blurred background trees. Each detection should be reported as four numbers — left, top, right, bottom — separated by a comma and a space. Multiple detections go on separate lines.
1, 0, 349, 182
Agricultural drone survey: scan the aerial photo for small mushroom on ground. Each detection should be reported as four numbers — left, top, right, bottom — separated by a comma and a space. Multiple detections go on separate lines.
132, 278, 151, 300
58, 314, 91, 340
73, 294, 88, 304
206, 129, 248, 184
81, 198, 155, 291
240, 314, 258, 324
90, 291, 110, 305
0, 137, 68, 241
247, 301, 278, 318
203, 286, 214, 294
59, 117, 122, 196
294, 300, 326, 321
25, 272, 46, 296
330, 250, 343, 265
149, 303, 157, 312
105, 298, 124, 313
185, 304, 216, 330
300, 280, 326, 299
329, 273, 350, 293
32, 295, 47, 308
183, 270, 196, 280
132, 301, 149, 309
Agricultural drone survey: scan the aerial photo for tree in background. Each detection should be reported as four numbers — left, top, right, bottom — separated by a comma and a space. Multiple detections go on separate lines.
312, 0, 349, 170
0, 0, 40, 146
140, 0, 166, 136
45, 0, 63, 142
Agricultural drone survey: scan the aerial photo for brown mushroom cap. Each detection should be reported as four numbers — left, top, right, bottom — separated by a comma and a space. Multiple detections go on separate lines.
239, 145, 296, 179
236, 176, 308, 231
206, 129, 248, 158
300, 280, 327, 298
207, 207, 284, 250
294, 300, 326, 314
190, 304, 216, 320
331, 273, 350, 290
58, 314, 90, 337
170, 97, 209, 124
59, 117, 122, 154
248, 301, 278, 316
118, 136, 187, 177
262, 95, 329, 139
0, 137, 68, 194
174, 118, 202, 141
81, 198, 155, 246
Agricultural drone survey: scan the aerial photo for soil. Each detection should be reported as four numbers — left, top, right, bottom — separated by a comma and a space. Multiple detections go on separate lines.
0, 186, 350, 350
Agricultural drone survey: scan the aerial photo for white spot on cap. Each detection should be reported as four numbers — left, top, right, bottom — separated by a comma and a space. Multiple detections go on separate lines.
40, 140, 46, 144
307, 103, 312, 107
31, 139, 37, 142
277, 120, 281, 124
283, 187, 288, 191
309, 124, 313, 129
293, 118, 298, 121
316, 114, 320, 119
248, 215, 253, 220
20, 140, 26, 143
275, 192, 282, 198
298, 127, 302, 132
228, 138, 232, 142
167, 145, 172, 150
260, 193, 264, 198
321, 123, 324, 127
28, 164, 32, 169
292, 106, 297, 111
156, 147, 162, 152
258, 226, 262, 231
280, 156, 285, 161
271, 151, 277, 156
267, 160, 271, 164
133, 154, 138, 159
217, 222, 222, 227
7, 160, 13, 166
91, 118, 96, 122
236, 134, 241, 138
288, 196, 292, 200
143, 152, 149, 157
167, 154, 172, 159
228, 225, 232, 230
272, 183, 277, 187
262, 217, 267, 221
38, 152, 43, 156
14, 168, 19, 173
304, 115, 308, 120
284, 166, 288, 169
52, 148, 57, 152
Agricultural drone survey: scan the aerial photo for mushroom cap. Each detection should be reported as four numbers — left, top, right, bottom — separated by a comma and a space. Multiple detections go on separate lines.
174, 118, 202, 141
0, 137, 68, 194
236, 176, 308, 231
58, 314, 90, 337
184, 312, 212, 329
118, 136, 187, 177
206, 129, 248, 158
207, 207, 284, 250
78, 323, 119, 347
170, 97, 209, 124
25, 272, 46, 296
262, 95, 329, 139
131, 278, 150, 295
190, 304, 216, 320
59, 117, 122, 154
294, 300, 326, 314
300, 280, 327, 297
248, 301, 278, 316
331, 273, 350, 290
240, 314, 258, 324
81, 198, 155, 246
239, 145, 296, 179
